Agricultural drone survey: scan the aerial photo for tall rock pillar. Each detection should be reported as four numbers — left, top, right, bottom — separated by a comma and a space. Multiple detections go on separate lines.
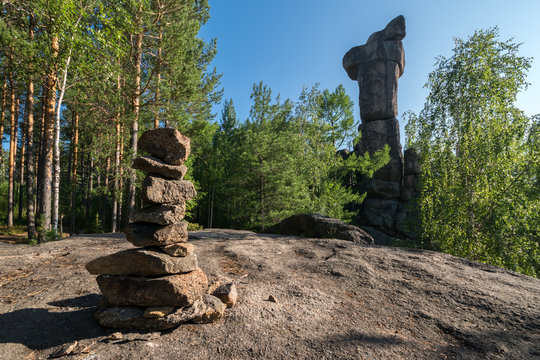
343, 15, 407, 237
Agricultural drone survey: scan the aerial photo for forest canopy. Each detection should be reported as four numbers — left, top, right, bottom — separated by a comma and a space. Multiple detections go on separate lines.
0, 0, 386, 241
405, 28, 540, 277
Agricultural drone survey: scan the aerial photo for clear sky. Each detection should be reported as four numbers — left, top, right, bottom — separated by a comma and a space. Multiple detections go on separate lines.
199, 0, 540, 145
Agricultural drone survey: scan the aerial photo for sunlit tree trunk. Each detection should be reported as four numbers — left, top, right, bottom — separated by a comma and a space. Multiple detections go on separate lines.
7, 66, 17, 227
36, 84, 47, 215
0, 79, 7, 180
38, 36, 59, 239
52, 53, 72, 232
17, 116, 26, 221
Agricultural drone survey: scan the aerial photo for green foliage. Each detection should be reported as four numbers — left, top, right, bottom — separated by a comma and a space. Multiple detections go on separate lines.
198, 83, 389, 230
405, 28, 540, 277
187, 222, 203, 231
87, 213, 103, 233
36, 214, 59, 242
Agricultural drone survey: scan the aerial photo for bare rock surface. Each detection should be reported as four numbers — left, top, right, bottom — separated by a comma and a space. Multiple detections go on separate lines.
132, 156, 188, 180
138, 128, 191, 165
1, 231, 539, 359
97, 269, 208, 307
86, 250, 198, 276
130, 203, 186, 225
126, 222, 188, 247
142, 175, 197, 205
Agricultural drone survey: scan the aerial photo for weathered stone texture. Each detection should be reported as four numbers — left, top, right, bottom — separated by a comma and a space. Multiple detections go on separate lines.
404, 148, 420, 175
162, 243, 195, 257
358, 198, 399, 233
94, 298, 214, 330
97, 269, 208, 307
212, 282, 238, 308
191, 295, 227, 324
366, 179, 401, 199
343, 15, 406, 122
125, 221, 189, 247
142, 175, 196, 205
130, 203, 186, 225
266, 213, 374, 245
86, 249, 198, 276
355, 118, 403, 159
132, 155, 188, 180
138, 128, 191, 165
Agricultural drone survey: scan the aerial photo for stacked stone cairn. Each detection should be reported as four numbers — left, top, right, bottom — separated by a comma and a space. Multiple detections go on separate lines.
86, 128, 237, 330
343, 15, 418, 239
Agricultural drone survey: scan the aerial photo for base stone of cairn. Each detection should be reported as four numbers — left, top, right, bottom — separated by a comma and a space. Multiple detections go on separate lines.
86, 128, 236, 330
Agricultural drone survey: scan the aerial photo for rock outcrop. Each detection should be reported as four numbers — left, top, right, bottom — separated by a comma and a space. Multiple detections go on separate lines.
2, 231, 539, 359
266, 213, 374, 245
343, 15, 417, 239
86, 128, 235, 330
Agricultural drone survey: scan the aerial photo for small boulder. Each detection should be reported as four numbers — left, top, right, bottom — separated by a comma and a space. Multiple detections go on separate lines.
212, 282, 237, 308
191, 295, 226, 323
138, 128, 191, 165
132, 155, 188, 179
266, 214, 374, 245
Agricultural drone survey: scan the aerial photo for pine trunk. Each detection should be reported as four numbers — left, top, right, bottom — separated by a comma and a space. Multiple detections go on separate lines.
0, 79, 7, 180
26, 70, 36, 239
101, 157, 110, 230
69, 112, 79, 236
17, 117, 26, 221
35, 84, 47, 215
38, 36, 59, 238
85, 154, 93, 223
111, 73, 122, 233
7, 70, 17, 227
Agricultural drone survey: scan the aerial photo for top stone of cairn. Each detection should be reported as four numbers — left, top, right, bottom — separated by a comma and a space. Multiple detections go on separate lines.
138, 128, 191, 165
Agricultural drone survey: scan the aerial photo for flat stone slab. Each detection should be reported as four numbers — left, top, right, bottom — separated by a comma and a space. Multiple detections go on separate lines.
94, 295, 225, 330
97, 269, 208, 307
142, 175, 196, 205
125, 222, 188, 247
138, 128, 191, 165
132, 156, 188, 179
130, 203, 186, 225
86, 249, 198, 276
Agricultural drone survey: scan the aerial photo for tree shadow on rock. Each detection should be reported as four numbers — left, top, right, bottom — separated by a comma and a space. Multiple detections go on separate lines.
0, 294, 108, 349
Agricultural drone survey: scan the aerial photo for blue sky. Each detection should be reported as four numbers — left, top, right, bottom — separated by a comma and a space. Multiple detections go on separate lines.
199, 0, 540, 146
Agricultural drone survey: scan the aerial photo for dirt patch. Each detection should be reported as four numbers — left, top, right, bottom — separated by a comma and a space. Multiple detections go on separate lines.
0, 230, 539, 359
